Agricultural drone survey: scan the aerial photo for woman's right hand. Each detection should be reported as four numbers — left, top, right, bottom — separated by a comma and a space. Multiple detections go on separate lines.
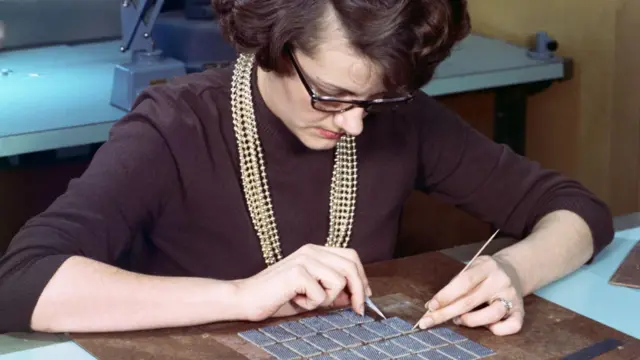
234, 244, 372, 322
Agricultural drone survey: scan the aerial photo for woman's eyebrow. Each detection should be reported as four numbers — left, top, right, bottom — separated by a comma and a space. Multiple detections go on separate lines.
312, 76, 358, 96
311, 73, 388, 98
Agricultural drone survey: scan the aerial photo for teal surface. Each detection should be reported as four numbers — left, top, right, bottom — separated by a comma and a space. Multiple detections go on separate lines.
0, 333, 67, 356
0, 41, 127, 136
0, 342, 95, 360
535, 234, 640, 340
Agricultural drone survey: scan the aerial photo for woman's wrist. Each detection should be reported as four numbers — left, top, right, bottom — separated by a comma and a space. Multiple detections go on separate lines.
491, 253, 525, 297
204, 279, 247, 323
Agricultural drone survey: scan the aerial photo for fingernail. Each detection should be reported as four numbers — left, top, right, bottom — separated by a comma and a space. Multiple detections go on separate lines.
453, 317, 461, 325
420, 317, 434, 329
428, 300, 439, 311
366, 286, 373, 297
360, 304, 365, 315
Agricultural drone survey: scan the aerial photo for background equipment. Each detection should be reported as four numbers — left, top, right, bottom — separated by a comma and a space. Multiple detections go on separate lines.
110, 0, 236, 111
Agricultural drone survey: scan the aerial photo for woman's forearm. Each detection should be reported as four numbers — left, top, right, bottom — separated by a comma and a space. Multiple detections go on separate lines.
32, 256, 243, 333
493, 210, 595, 296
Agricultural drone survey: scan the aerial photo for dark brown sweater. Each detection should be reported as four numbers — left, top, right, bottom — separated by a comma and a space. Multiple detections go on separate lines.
0, 65, 613, 332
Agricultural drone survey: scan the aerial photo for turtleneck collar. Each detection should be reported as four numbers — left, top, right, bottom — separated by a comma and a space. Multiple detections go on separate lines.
251, 65, 310, 154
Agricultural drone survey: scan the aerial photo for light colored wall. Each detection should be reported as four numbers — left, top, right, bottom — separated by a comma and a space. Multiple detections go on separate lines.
468, 0, 640, 215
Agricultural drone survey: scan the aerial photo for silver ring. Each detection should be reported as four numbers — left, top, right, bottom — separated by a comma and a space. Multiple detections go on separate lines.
492, 297, 513, 315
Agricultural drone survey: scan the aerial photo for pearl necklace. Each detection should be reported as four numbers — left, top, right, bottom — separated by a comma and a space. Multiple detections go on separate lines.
230, 53, 358, 266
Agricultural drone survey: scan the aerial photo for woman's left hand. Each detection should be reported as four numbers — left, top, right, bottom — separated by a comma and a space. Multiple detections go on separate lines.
416, 255, 525, 336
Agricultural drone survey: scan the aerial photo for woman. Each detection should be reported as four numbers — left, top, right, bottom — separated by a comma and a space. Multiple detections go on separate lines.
0, 0, 612, 336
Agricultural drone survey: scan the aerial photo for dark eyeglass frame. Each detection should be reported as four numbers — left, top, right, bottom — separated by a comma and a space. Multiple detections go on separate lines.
286, 48, 414, 113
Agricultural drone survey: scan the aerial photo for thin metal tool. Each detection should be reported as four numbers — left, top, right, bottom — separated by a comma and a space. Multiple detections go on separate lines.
412, 229, 501, 329
365, 296, 386, 319
451, 228, 501, 277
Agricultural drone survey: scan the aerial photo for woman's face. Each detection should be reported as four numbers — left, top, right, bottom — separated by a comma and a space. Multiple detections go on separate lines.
257, 19, 388, 151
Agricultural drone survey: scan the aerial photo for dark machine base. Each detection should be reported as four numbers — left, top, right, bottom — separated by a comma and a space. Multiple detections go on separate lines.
153, 11, 238, 73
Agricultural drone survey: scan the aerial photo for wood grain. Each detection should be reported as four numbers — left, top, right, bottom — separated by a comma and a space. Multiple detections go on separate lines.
70, 252, 640, 359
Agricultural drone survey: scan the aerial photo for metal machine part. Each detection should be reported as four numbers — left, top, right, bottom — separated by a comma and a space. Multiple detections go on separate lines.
110, 0, 238, 111
152, 1, 237, 73
527, 31, 559, 60
110, 0, 186, 111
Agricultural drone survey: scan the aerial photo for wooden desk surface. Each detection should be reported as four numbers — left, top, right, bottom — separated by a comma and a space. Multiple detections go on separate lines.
70, 252, 639, 360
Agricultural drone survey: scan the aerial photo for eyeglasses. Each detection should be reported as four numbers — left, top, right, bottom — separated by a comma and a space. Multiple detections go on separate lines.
287, 49, 414, 114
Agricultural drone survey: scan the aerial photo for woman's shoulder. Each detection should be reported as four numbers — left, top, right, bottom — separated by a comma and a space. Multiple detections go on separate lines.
401, 90, 463, 124
113, 66, 235, 139
131, 65, 234, 117
372, 90, 473, 140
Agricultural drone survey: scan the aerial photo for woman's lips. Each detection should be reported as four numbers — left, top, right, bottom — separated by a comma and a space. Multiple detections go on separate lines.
316, 128, 344, 140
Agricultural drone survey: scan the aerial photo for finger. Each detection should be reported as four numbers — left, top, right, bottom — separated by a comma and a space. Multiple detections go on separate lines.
331, 291, 351, 308
428, 261, 491, 311
305, 249, 367, 314
322, 247, 372, 296
301, 258, 349, 307
273, 299, 307, 318
288, 265, 327, 311
454, 300, 508, 328
419, 281, 492, 329
487, 309, 525, 336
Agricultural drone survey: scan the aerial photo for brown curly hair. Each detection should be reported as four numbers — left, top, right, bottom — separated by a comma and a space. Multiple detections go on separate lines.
212, 0, 470, 93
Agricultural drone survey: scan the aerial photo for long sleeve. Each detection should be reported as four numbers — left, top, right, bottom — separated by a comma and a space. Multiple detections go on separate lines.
412, 93, 614, 259
0, 95, 179, 332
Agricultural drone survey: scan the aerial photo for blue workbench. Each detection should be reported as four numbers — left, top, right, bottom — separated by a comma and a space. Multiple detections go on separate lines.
0, 33, 565, 158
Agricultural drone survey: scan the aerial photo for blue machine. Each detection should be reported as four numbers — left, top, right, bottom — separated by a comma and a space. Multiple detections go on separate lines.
110, 0, 236, 111
153, 0, 237, 73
